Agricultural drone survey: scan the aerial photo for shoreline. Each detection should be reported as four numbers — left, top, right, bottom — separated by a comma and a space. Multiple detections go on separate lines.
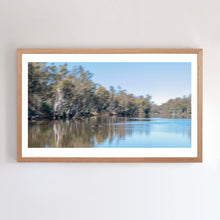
28, 113, 191, 121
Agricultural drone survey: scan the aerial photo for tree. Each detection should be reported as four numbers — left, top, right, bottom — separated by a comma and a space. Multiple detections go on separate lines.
28, 63, 155, 119
95, 86, 110, 113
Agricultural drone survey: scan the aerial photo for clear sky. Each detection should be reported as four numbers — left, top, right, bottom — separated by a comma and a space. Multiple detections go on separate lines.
50, 62, 191, 105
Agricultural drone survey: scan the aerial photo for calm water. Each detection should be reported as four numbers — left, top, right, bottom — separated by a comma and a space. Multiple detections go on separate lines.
28, 117, 191, 148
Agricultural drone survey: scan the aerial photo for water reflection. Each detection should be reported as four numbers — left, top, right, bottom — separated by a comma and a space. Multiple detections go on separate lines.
28, 117, 191, 148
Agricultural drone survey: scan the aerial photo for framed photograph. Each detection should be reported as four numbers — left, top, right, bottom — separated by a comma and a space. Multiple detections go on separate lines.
17, 49, 203, 162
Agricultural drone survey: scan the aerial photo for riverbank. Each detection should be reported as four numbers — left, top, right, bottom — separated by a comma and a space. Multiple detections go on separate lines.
150, 112, 191, 119
28, 112, 148, 121
28, 111, 190, 121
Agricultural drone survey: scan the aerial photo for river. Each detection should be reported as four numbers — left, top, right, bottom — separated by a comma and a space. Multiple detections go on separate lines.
28, 116, 191, 148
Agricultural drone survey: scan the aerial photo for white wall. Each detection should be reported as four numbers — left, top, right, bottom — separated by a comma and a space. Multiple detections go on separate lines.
0, 0, 219, 219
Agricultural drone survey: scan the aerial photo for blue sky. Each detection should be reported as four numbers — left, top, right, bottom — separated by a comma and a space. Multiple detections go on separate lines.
50, 62, 191, 105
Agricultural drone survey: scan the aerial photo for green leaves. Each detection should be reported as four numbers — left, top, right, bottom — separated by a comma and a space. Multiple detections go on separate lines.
40, 101, 53, 117
28, 63, 190, 119
151, 95, 191, 118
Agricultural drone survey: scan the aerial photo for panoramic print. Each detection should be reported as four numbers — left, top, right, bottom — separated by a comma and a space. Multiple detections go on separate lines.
28, 62, 191, 148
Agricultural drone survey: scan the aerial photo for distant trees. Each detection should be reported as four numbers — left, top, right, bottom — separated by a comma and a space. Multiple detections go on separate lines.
151, 95, 191, 118
28, 62, 191, 119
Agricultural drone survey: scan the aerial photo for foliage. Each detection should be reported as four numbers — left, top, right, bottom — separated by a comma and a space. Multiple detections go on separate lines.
151, 95, 191, 117
40, 101, 53, 117
28, 62, 190, 119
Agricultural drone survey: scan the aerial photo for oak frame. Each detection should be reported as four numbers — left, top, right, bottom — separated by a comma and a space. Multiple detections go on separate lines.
17, 48, 203, 163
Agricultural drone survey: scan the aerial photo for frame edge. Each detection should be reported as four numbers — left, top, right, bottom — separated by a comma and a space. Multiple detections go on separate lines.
197, 49, 203, 162
17, 49, 22, 162
17, 48, 203, 163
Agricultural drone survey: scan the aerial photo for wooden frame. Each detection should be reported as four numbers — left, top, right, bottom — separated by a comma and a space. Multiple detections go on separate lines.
17, 48, 203, 162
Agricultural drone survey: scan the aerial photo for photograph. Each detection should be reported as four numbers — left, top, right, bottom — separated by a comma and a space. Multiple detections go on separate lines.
28, 62, 192, 149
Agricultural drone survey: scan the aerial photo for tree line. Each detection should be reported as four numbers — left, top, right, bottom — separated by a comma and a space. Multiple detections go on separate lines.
151, 95, 191, 118
28, 62, 151, 119
28, 62, 191, 120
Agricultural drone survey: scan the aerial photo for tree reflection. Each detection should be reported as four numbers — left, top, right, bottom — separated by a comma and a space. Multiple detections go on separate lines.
28, 117, 191, 148
28, 116, 150, 148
